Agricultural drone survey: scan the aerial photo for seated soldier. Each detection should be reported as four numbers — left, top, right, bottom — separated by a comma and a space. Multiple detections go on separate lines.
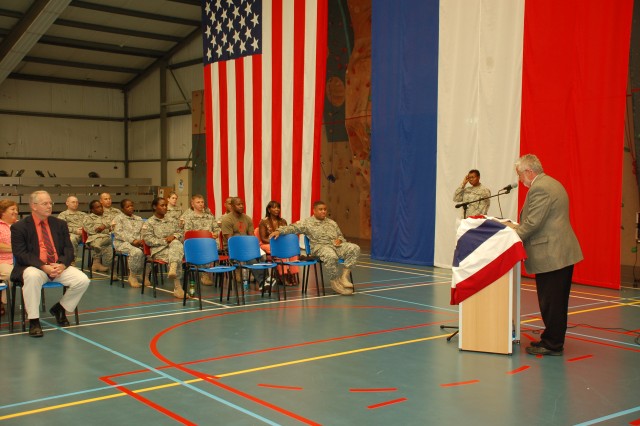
82, 200, 113, 272
57, 195, 87, 265
113, 199, 146, 288
269, 200, 360, 296
142, 197, 185, 299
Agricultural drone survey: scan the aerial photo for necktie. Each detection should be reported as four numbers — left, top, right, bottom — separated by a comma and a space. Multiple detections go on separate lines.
40, 221, 56, 264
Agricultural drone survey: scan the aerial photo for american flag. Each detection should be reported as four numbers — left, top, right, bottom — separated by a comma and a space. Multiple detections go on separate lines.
450, 218, 526, 305
202, 0, 328, 225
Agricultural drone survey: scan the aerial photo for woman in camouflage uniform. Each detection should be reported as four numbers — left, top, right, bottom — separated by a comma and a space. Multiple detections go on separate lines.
142, 197, 185, 299
113, 199, 146, 288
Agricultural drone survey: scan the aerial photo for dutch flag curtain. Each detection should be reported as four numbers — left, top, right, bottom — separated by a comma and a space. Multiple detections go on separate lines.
371, 0, 633, 289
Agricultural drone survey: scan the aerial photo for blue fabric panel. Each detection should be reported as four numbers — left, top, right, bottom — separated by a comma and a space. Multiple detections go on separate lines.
370, 0, 439, 265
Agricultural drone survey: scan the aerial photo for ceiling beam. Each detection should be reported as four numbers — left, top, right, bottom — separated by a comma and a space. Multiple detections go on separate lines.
9, 73, 125, 90
0, 0, 72, 87
0, 8, 185, 42
126, 28, 201, 90
55, 19, 184, 43
69, 0, 201, 27
23, 55, 142, 74
37, 33, 166, 57
167, 0, 201, 6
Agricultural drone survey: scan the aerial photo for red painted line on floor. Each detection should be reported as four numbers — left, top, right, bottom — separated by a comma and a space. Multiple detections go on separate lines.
440, 380, 480, 387
103, 306, 451, 382
568, 335, 640, 353
506, 366, 530, 375
101, 377, 196, 425
350, 388, 397, 393
567, 354, 593, 362
367, 398, 407, 409
629, 417, 640, 425
146, 305, 441, 426
258, 384, 303, 391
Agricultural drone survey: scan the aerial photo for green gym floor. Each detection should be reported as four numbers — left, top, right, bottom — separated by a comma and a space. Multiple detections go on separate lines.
1, 244, 639, 426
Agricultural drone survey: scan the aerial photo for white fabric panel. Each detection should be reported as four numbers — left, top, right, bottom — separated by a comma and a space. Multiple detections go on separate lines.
434, 0, 525, 268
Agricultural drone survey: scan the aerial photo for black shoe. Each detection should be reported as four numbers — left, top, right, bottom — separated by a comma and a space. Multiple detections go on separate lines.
29, 319, 44, 337
49, 302, 70, 327
530, 340, 543, 348
526, 345, 563, 356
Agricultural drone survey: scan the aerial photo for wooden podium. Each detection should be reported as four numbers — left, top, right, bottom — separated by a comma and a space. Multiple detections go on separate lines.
458, 262, 521, 354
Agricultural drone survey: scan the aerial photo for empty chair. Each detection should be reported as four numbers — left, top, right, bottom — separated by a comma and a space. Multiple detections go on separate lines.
270, 234, 324, 297
184, 238, 238, 308
227, 236, 278, 299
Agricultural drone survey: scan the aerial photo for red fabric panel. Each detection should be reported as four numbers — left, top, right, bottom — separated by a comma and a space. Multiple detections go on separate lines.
520, 0, 633, 289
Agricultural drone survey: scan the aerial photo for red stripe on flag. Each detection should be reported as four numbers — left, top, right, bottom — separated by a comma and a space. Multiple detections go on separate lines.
290, 1, 305, 223
204, 66, 215, 208
235, 60, 246, 205
218, 62, 230, 207
271, 0, 283, 205
252, 55, 263, 225
311, 1, 329, 213
450, 242, 526, 305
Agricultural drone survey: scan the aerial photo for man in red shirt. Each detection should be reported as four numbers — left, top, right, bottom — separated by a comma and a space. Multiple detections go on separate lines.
11, 191, 90, 337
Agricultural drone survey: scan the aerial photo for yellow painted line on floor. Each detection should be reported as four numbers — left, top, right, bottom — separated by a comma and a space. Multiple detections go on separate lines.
0, 334, 449, 420
216, 334, 449, 378
521, 299, 640, 324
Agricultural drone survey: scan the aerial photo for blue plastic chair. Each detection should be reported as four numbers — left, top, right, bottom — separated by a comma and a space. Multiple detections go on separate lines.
303, 235, 355, 292
0, 280, 12, 332
270, 234, 324, 297
184, 238, 238, 308
227, 236, 279, 299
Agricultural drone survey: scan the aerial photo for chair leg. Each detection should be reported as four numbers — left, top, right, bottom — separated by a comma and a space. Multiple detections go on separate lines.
109, 251, 116, 285
141, 261, 147, 295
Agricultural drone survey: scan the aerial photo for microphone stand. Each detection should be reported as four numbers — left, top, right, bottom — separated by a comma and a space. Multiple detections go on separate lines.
455, 188, 514, 219
443, 187, 516, 341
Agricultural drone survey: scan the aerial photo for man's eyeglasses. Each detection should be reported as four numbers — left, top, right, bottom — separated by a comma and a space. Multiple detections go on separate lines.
36, 201, 54, 206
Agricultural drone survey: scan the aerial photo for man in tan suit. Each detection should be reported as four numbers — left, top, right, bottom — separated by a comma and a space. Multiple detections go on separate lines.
513, 154, 583, 356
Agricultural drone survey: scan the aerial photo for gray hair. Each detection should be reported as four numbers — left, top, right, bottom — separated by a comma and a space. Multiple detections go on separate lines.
30, 190, 49, 204
515, 154, 544, 174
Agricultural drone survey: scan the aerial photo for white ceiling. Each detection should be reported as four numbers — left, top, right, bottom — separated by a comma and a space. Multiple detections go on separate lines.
0, 0, 203, 90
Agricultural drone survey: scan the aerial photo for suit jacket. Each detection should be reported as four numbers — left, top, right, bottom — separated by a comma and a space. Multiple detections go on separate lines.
10, 215, 75, 282
515, 173, 583, 274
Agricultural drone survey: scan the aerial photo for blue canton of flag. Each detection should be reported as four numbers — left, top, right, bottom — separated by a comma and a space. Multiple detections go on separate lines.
202, 0, 262, 65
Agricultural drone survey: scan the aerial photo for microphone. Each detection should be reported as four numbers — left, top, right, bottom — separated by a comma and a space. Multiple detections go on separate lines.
500, 183, 518, 193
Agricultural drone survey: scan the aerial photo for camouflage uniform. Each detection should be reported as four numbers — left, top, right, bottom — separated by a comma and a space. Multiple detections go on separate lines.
102, 206, 123, 228
83, 213, 113, 267
57, 209, 87, 260
453, 184, 491, 217
166, 205, 183, 224
181, 209, 221, 240
142, 215, 184, 279
113, 214, 145, 275
278, 216, 360, 281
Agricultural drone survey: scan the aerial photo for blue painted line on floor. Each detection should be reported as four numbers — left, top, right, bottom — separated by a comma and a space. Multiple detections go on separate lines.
30, 320, 281, 426
364, 292, 459, 313
574, 405, 640, 425
0, 376, 164, 410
